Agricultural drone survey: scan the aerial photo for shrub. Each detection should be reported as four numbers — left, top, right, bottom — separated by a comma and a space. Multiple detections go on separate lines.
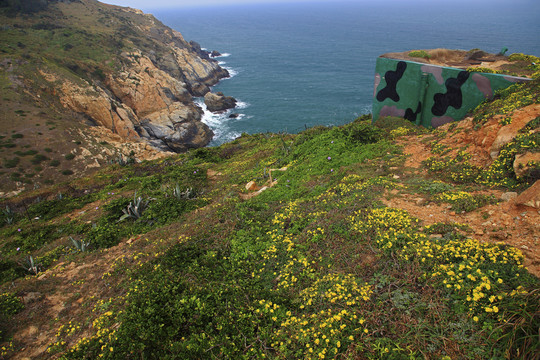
86, 223, 121, 248
31, 154, 48, 164
64, 153, 75, 160
190, 147, 223, 163
14, 150, 37, 156
409, 50, 430, 59
508, 53, 540, 63
373, 116, 417, 132
340, 121, 383, 145
0, 292, 24, 316
142, 197, 193, 225
3, 157, 20, 168
466, 67, 498, 74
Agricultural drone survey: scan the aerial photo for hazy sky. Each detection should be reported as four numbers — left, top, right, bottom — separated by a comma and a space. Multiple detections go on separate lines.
100, 0, 512, 11
101, 0, 333, 10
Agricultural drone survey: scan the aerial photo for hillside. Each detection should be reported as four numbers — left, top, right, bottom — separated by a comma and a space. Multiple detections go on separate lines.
0, 0, 230, 194
1, 1, 540, 359
0, 60, 539, 359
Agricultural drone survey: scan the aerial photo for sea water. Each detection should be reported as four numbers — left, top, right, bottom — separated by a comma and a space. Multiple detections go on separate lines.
151, 0, 540, 145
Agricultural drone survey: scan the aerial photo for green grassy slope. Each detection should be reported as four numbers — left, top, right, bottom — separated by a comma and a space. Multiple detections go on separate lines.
0, 2, 539, 357
0, 0, 224, 192
0, 76, 539, 359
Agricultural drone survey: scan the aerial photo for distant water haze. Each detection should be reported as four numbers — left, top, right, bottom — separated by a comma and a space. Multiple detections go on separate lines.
137, 0, 540, 145
102, 0, 526, 11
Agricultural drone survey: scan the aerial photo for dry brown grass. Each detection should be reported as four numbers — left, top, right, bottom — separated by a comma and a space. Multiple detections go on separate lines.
427, 48, 466, 64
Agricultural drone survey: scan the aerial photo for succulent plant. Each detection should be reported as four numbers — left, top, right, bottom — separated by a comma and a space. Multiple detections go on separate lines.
70, 236, 91, 252
3, 205, 14, 225
172, 184, 196, 200
20, 255, 41, 275
119, 192, 149, 222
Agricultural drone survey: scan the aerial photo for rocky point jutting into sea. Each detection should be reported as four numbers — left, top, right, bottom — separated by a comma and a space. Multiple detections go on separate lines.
3, 0, 234, 154
52, 1, 234, 153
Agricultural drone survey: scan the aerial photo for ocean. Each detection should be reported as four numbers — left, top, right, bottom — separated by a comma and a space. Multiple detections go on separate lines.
151, 0, 540, 145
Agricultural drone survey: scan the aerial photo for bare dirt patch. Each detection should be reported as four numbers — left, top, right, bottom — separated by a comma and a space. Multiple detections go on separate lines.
388, 125, 540, 277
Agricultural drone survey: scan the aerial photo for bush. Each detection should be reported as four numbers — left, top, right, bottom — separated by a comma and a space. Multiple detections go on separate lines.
3, 157, 20, 168
14, 150, 37, 156
374, 116, 419, 132
190, 147, 223, 163
409, 50, 430, 59
508, 53, 540, 63
31, 154, 48, 164
142, 197, 195, 225
86, 223, 121, 248
64, 153, 75, 161
340, 121, 383, 145
466, 67, 498, 74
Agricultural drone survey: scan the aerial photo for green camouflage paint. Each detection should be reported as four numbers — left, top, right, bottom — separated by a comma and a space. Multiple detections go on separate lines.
372, 57, 531, 128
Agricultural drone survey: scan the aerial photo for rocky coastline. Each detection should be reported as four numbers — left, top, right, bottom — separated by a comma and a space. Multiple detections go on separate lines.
56, 2, 235, 153
15, 0, 236, 154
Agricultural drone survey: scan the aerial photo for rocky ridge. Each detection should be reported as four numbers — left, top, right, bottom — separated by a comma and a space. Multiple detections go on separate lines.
52, 1, 230, 152
2, 0, 233, 154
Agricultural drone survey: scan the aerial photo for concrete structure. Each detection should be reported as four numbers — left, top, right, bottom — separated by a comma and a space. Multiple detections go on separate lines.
372, 57, 531, 128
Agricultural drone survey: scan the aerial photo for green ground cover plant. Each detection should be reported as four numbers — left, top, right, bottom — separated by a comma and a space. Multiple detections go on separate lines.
424, 114, 539, 189
1, 76, 539, 359
0, 114, 525, 360
409, 50, 430, 59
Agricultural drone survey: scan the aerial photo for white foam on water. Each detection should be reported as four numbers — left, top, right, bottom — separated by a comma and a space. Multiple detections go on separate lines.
195, 98, 247, 146
235, 100, 249, 109
217, 53, 231, 58
222, 66, 238, 78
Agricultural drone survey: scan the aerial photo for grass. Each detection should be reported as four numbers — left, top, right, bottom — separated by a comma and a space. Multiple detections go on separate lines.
423, 106, 540, 190
0, 105, 536, 359
409, 50, 430, 59
0, 3, 538, 358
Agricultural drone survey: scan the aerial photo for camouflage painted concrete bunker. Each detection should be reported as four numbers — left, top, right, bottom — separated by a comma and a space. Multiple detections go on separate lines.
372, 57, 531, 128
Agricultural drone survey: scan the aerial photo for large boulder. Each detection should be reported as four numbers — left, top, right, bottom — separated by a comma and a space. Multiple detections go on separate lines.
514, 152, 540, 179
204, 92, 237, 113
490, 104, 540, 158
515, 180, 540, 209
138, 104, 213, 152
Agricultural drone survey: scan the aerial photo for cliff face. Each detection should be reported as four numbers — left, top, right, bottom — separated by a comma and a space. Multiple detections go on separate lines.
1, 0, 230, 153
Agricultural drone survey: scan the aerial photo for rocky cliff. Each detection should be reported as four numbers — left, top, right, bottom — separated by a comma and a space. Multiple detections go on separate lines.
1, 0, 231, 153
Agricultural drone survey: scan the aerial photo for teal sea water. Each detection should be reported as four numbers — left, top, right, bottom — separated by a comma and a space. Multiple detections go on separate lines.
151, 1, 540, 145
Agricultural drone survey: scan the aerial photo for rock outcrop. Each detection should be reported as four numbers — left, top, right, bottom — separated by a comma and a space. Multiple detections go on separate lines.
516, 180, 540, 209
514, 152, 540, 179
35, 0, 232, 153
490, 104, 540, 158
204, 92, 238, 113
